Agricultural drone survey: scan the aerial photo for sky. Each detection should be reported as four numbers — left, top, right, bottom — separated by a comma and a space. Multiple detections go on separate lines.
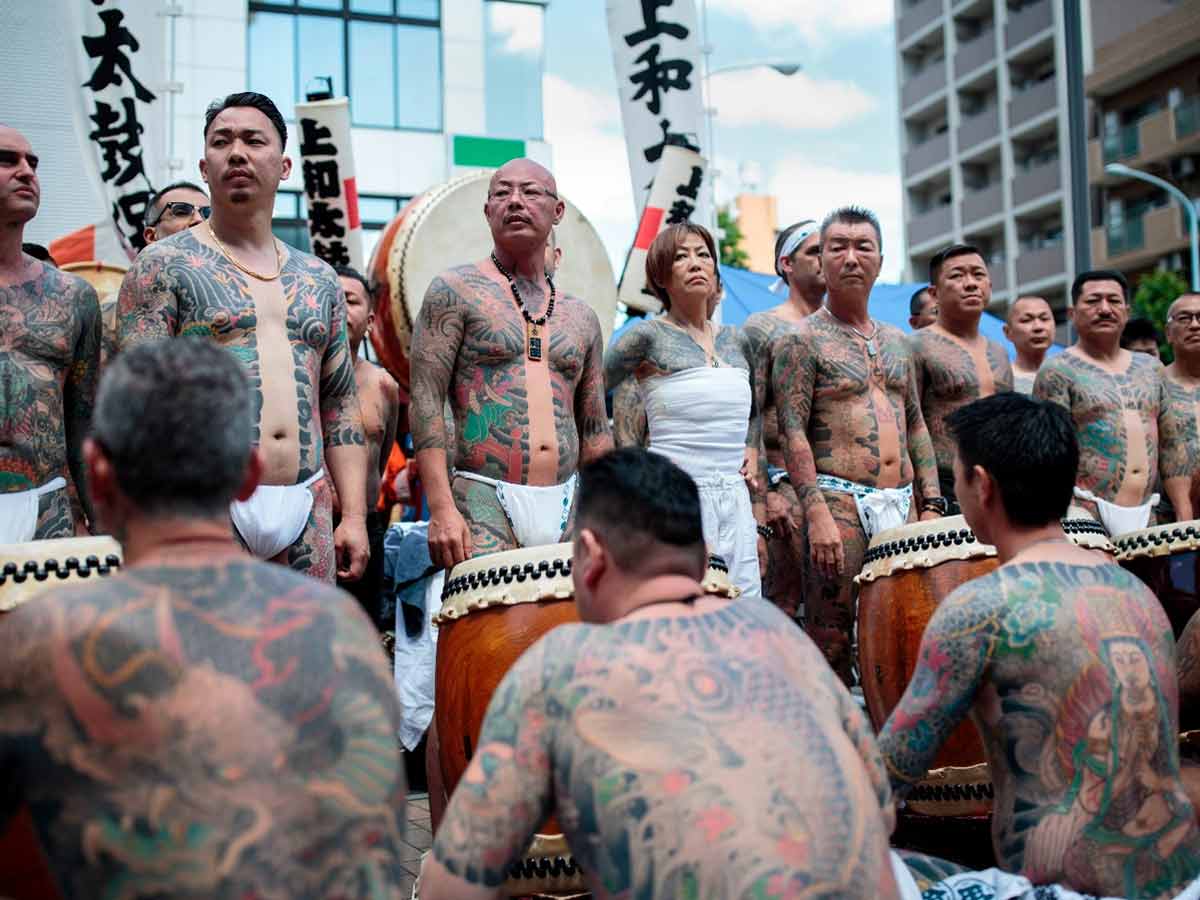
542, 0, 906, 282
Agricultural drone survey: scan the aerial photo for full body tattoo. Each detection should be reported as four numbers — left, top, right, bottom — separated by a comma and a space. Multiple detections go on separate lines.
0, 261, 101, 535
611, 377, 647, 448
879, 561, 1200, 899
433, 599, 900, 899
409, 262, 610, 556
116, 230, 365, 580
0, 559, 407, 897
1159, 372, 1200, 522
772, 315, 938, 682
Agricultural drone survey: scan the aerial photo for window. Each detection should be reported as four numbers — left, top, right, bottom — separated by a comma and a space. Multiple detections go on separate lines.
248, 1, 442, 130
484, 1, 546, 140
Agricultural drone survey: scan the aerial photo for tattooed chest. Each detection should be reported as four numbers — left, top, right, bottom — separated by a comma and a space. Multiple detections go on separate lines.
458, 311, 587, 383
0, 304, 75, 372
1071, 375, 1160, 431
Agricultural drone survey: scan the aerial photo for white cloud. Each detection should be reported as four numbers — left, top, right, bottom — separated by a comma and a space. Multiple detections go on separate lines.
704, 0, 893, 41
487, 2, 545, 58
707, 68, 877, 130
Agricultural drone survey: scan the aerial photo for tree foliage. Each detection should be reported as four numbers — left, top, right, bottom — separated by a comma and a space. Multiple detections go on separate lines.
1132, 269, 1188, 363
718, 207, 749, 269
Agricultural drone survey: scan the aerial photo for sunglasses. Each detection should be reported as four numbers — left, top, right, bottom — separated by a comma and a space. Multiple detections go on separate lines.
150, 201, 211, 226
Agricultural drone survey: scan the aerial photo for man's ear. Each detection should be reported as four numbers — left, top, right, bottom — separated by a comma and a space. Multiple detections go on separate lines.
577, 527, 606, 590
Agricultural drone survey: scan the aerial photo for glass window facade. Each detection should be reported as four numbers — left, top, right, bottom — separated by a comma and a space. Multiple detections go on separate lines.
483, 1, 545, 141
272, 190, 410, 266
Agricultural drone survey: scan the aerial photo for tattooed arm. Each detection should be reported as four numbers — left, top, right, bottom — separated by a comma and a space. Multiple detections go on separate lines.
602, 322, 654, 390
904, 362, 940, 516
877, 584, 992, 795
421, 638, 555, 900
1159, 376, 1194, 521
575, 309, 615, 465
65, 280, 101, 530
1031, 360, 1071, 411
612, 378, 648, 448
115, 244, 180, 347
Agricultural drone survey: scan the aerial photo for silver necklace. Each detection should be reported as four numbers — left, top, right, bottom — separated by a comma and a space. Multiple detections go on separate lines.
823, 307, 878, 358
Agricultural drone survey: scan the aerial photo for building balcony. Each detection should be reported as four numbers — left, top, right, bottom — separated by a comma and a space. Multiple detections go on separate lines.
1012, 159, 1061, 207
1089, 97, 1200, 183
899, 0, 944, 44
909, 204, 954, 247
1005, 0, 1052, 51
957, 105, 1000, 153
903, 62, 948, 109
1016, 243, 1066, 285
1102, 122, 1140, 164
990, 260, 1008, 294
904, 131, 951, 178
961, 181, 1003, 226
954, 31, 995, 79
1178, 96, 1200, 140
1009, 78, 1056, 129
1094, 205, 1189, 268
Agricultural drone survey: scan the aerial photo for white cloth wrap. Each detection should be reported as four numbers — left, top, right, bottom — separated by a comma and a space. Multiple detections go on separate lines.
454, 471, 576, 548
230, 469, 324, 560
1073, 485, 1159, 538
0, 476, 68, 544
643, 367, 762, 601
816, 474, 913, 540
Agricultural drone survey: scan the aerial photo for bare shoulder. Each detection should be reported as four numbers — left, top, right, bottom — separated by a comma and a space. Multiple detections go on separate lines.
42, 265, 100, 322
283, 242, 340, 284
878, 322, 913, 354
556, 292, 604, 339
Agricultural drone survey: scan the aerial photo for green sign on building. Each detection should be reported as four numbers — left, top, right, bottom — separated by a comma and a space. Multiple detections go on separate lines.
452, 135, 526, 169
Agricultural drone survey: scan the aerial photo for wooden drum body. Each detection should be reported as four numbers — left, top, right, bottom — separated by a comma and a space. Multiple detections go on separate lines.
61, 261, 127, 368
1115, 520, 1200, 638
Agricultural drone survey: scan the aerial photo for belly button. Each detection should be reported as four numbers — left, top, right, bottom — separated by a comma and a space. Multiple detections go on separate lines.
273, 430, 286, 440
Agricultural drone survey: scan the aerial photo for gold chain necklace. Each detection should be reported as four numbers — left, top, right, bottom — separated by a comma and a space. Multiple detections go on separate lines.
206, 220, 283, 281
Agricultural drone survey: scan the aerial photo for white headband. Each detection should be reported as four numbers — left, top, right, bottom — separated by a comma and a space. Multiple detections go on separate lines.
778, 221, 818, 267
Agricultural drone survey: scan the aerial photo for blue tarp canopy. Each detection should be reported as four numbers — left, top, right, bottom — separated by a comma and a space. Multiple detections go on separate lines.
611, 265, 1062, 363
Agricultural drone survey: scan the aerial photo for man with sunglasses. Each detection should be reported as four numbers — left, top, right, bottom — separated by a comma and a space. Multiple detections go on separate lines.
142, 181, 210, 245
0, 124, 101, 541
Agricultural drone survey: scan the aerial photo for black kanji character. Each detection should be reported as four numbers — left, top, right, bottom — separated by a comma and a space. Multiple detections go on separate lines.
666, 199, 695, 224
308, 201, 346, 239
299, 118, 336, 157
623, 0, 688, 47
113, 189, 151, 251
82, 9, 156, 103
643, 118, 701, 164
630, 44, 694, 116
89, 98, 146, 186
677, 165, 703, 200
303, 159, 341, 200
312, 239, 351, 267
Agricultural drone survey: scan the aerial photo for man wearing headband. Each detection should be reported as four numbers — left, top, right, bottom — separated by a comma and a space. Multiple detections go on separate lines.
743, 220, 824, 618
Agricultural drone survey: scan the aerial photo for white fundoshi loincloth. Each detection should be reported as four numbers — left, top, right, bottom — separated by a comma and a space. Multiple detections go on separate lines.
230, 469, 325, 560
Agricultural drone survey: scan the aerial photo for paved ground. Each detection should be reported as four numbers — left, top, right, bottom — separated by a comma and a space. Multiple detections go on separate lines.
400, 791, 432, 897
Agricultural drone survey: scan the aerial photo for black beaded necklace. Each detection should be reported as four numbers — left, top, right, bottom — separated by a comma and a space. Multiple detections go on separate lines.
491, 252, 556, 362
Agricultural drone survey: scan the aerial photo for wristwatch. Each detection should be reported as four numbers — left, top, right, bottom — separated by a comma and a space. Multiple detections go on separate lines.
922, 496, 950, 517
756, 524, 775, 540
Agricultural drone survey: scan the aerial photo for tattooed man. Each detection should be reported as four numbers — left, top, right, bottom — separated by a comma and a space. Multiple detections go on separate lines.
420, 448, 901, 900
1034, 270, 1188, 537
0, 338, 407, 897
0, 124, 101, 541
772, 206, 940, 683
909, 285, 937, 330
1159, 293, 1200, 523
1004, 295, 1055, 394
743, 219, 825, 618
910, 243, 1013, 512
409, 158, 611, 569
117, 92, 368, 583
879, 393, 1200, 899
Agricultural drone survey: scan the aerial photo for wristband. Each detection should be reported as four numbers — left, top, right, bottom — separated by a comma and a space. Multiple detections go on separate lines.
756, 524, 775, 540
922, 496, 950, 517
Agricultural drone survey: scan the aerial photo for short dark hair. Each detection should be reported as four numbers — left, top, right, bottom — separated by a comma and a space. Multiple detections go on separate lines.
143, 180, 209, 227
1071, 269, 1128, 303
1121, 317, 1161, 348
576, 448, 706, 573
644, 223, 721, 310
819, 205, 882, 253
909, 286, 931, 316
21, 242, 55, 265
947, 393, 1078, 528
773, 219, 815, 279
92, 338, 254, 518
203, 92, 288, 150
929, 243, 984, 285
335, 265, 372, 298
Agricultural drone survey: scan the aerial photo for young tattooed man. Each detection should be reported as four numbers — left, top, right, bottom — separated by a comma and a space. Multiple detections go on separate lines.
1160, 293, 1200, 523
743, 219, 825, 619
772, 206, 941, 684
1005, 295, 1055, 394
1034, 270, 1188, 537
910, 243, 1013, 513
0, 338, 408, 897
334, 266, 400, 625
409, 158, 611, 569
419, 448, 902, 900
0, 123, 101, 541
879, 392, 1200, 899
117, 92, 369, 583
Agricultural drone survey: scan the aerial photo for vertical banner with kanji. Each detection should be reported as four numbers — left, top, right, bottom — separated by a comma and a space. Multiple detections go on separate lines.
617, 145, 706, 313
294, 98, 363, 272
605, 0, 705, 216
74, 0, 167, 256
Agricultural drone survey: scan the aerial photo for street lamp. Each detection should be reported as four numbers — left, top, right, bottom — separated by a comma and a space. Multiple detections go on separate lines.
1105, 162, 1200, 292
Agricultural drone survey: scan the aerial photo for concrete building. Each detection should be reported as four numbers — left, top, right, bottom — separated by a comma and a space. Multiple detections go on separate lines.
733, 192, 779, 274
1086, 1, 1200, 288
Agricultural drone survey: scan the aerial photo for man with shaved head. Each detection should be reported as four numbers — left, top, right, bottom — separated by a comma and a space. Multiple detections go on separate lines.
1004, 295, 1054, 393
1161, 293, 1200, 521
410, 158, 612, 568
0, 123, 101, 540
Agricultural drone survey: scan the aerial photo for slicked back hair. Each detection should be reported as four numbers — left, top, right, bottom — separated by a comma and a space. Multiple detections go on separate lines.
819, 205, 882, 253
92, 338, 254, 519
576, 448, 706, 574
203, 92, 288, 150
644, 223, 721, 310
1071, 269, 1128, 303
143, 180, 209, 227
947, 393, 1077, 527
929, 243, 984, 286
335, 265, 372, 298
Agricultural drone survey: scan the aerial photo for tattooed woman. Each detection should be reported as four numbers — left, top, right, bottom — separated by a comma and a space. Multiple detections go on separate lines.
604, 223, 766, 601
879, 394, 1200, 900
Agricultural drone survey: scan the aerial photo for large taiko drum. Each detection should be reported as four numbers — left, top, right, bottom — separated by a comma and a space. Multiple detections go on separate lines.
367, 172, 618, 391
1114, 520, 1200, 638
431, 543, 736, 896
0, 536, 123, 900
61, 261, 128, 368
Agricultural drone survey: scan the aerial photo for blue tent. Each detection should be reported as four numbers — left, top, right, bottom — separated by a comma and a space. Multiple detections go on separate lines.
612, 265, 1062, 363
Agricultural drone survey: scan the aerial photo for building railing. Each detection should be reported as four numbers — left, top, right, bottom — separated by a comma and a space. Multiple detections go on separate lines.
1176, 95, 1200, 140
1107, 215, 1145, 256
1102, 123, 1140, 163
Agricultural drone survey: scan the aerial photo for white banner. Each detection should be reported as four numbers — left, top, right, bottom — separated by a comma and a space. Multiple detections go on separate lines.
294, 98, 365, 273
617, 145, 707, 314
73, 0, 167, 255
606, 0, 706, 216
